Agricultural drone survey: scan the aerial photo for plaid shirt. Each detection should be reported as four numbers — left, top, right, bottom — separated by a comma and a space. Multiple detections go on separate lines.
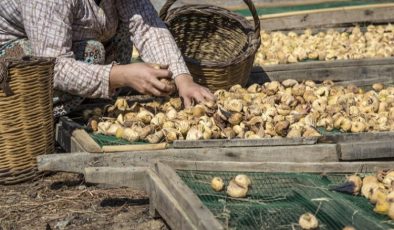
0, 0, 189, 98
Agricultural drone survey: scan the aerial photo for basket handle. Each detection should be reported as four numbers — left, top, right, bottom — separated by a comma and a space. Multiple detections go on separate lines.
160, 0, 261, 40
0, 62, 13, 96
244, 0, 261, 41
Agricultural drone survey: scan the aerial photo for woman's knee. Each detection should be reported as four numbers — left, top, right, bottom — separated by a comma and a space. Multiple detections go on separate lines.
72, 40, 106, 65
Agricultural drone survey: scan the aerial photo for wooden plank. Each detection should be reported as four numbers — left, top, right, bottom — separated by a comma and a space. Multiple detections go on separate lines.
177, 0, 349, 10
332, 77, 394, 87
145, 169, 198, 230
37, 152, 151, 174
84, 167, 147, 190
164, 160, 394, 173
72, 129, 102, 153
252, 65, 394, 83
173, 137, 317, 148
37, 143, 338, 173
256, 5, 394, 31
256, 3, 394, 19
338, 140, 394, 160
102, 143, 168, 152
154, 163, 224, 230
320, 131, 394, 143
264, 64, 394, 81
260, 57, 394, 72
70, 136, 86, 153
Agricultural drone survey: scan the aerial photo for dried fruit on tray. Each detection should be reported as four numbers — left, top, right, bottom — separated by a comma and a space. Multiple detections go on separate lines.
255, 24, 394, 65
330, 169, 394, 220
85, 80, 394, 144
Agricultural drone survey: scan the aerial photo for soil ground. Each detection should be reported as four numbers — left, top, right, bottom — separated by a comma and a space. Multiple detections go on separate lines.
0, 172, 168, 230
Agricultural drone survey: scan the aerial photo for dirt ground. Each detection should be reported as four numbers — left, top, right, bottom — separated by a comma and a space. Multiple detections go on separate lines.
0, 172, 168, 230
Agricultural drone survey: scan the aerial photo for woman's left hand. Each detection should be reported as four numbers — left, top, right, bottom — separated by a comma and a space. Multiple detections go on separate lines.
175, 74, 215, 107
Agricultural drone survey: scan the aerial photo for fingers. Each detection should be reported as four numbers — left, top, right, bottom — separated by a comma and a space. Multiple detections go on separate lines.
150, 77, 172, 93
149, 87, 167, 97
152, 68, 173, 79
149, 63, 169, 70
149, 63, 172, 78
182, 96, 192, 108
201, 87, 215, 101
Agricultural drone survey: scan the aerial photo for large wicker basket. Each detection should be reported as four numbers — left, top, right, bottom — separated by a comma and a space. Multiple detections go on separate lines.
0, 57, 55, 184
160, 0, 261, 92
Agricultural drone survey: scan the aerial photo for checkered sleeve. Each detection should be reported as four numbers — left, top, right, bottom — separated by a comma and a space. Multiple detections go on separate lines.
20, 0, 113, 98
116, 0, 190, 79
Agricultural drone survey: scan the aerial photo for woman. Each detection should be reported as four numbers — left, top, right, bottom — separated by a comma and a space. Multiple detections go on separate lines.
0, 0, 214, 116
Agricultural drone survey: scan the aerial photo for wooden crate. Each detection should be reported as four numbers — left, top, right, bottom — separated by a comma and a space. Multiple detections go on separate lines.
38, 160, 394, 230
249, 4, 394, 86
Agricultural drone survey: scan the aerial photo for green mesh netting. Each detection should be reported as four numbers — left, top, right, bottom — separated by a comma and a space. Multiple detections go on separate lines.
235, 0, 394, 17
89, 133, 147, 147
177, 171, 394, 229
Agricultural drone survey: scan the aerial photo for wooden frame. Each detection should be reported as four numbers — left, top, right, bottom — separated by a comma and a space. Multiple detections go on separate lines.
253, 3, 394, 32
39, 160, 394, 230
247, 4, 394, 85
55, 116, 394, 161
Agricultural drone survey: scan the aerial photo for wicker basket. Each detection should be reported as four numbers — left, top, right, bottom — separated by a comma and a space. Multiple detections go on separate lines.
0, 57, 55, 184
160, 0, 261, 91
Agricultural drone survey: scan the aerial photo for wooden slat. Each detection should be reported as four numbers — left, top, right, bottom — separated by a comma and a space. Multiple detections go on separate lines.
154, 163, 224, 230
256, 5, 394, 31
338, 140, 394, 160
72, 129, 102, 153
37, 152, 151, 174
84, 167, 147, 190
177, 0, 349, 10
37, 143, 338, 173
320, 131, 394, 143
145, 169, 198, 230
101, 143, 168, 152
164, 160, 394, 173
173, 137, 317, 148
260, 57, 394, 72
261, 65, 394, 81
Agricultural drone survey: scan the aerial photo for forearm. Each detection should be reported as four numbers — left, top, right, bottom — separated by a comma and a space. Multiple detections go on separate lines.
116, 0, 190, 78
54, 57, 114, 99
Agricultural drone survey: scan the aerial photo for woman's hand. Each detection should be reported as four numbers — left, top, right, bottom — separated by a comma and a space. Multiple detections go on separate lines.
109, 63, 173, 97
175, 74, 215, 107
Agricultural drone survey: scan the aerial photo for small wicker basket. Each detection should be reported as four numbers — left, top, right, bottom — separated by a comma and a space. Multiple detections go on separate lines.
0, 56, 55, 184
160, 0, 261, 92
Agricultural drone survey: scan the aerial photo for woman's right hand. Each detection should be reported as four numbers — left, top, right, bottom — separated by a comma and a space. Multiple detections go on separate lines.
109, 63, 173, 96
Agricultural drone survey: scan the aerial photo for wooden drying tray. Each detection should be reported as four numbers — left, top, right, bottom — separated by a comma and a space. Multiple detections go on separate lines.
56, 115, 394, 161
36, 159, 394, 230
241, 4, 394, 85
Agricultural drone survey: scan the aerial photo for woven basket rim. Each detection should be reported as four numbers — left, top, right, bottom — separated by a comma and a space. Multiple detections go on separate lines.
163, 4, 261, 68
3, 56, 55, 63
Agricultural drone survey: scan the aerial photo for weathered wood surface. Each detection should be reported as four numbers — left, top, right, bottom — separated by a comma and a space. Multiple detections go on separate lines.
164, 160, 394, 173
72, 129, 102, 153
338, 140, 394, 161
151, 0, 353, 11
154, 163, 224, 230
260, 58, 394, 72
37, 144, 338, 173
101, 143, 168, 152
173, 137, 317, 148
145, 169, 197, 230
251, 58, 394, 84
84, 167, 147, 190
319, 131, 394, 143
256, 5, 394, 31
